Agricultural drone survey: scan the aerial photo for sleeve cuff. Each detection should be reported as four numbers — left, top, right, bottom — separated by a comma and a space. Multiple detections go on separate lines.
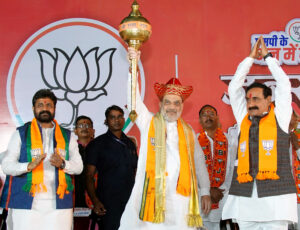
22, 163, 30, 173
296, 148, 300, 160
64, 160, 70, 172
199, 188, 210, 196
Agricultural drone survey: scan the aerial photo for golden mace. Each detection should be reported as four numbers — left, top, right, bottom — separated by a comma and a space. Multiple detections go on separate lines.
119, 0, 151, 122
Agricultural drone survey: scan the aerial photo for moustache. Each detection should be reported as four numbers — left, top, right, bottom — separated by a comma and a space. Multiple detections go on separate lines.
205, 119, 213, 123
166, 109, 177, 113
39, 111, 51, 116
249, 106, 259, 111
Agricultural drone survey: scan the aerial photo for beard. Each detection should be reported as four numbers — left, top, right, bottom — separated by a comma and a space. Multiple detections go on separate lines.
34, 110, 55, 123
161, 108, 182, 122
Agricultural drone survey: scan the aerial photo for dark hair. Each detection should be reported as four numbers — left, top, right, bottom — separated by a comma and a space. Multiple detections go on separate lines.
246, 82, 272, 98
32, 89, 57, 106
74, 115, 93, 128
105, 105, 124, 119
199, 104, 218, 117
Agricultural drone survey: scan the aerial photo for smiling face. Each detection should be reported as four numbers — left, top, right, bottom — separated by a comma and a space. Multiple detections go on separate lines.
246, 87, 271, 117
199, 106, 218, 131
33, 97, 55, 123
160, 94, 183, 122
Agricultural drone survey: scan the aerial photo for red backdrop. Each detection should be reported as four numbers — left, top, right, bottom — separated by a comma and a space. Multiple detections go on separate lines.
1, 0, 300, 151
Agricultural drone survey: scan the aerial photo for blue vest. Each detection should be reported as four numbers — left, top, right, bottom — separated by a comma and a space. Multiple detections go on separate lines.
0, 122, 73, 209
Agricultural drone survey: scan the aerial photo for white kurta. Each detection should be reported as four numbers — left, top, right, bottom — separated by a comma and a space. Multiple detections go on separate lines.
119, 79, 210, 230
200, 132, 237, 225
2, 123, 83, 230
222, 57, 297, 223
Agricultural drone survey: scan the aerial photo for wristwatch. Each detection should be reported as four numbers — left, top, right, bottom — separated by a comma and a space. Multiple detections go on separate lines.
263, 52, 273, 60
60, 159, 66, 169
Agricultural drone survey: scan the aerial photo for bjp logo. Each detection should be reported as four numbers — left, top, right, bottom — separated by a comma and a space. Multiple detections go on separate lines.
6, 18, 146, 135
38, 47, 116, 126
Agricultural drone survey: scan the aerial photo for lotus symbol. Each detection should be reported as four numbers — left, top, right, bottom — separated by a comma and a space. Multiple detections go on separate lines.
38, 47, 116, 127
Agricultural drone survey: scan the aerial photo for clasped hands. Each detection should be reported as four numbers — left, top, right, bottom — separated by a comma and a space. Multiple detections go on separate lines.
249, 36, 269, 59
27, 149, 64, 171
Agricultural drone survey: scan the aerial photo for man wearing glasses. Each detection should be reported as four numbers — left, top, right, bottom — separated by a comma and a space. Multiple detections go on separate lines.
73, 116, 95, 229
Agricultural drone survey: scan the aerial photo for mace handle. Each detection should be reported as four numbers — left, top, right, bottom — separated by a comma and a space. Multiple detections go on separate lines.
129, 56, 138, 122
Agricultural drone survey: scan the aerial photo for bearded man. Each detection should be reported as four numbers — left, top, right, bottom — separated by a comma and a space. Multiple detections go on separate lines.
118, 48, 211, 230
1, 89, 83, 230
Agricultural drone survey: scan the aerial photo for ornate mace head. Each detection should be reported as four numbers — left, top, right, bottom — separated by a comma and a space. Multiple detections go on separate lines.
119, 0, 152, 50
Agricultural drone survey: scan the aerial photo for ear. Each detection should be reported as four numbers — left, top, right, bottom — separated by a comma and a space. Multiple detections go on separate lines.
74, 128, 78, 135
104, 120, 108, 126
266, 96, 272, 105
217, 116, 222, 129
159, 101, 162, 109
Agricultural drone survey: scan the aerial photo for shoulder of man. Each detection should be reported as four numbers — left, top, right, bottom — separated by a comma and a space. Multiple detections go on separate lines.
87, 133, 107, 147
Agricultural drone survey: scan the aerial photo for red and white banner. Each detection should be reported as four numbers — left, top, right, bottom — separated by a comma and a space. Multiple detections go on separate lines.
1, 0, 300, 152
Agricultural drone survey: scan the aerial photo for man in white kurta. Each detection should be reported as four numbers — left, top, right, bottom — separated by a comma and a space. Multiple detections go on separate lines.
222, 37, 297, 229
2, 89, 83, 230
198, 105, 236, 230
119, 49, 211, 230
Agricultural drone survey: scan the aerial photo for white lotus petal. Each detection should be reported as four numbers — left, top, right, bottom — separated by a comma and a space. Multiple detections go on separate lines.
65, 48, 88, 92
37, 50, 58, 88
86, 90, 106, 101
93, 48, 116, 90
84, 48, 99, 90
54, 48, 69, 89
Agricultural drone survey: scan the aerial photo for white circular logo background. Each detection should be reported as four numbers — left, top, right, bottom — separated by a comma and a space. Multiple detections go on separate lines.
6, 18, 145, 135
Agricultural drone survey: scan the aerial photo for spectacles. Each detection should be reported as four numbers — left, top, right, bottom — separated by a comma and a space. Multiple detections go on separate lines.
76, 124, 92, 129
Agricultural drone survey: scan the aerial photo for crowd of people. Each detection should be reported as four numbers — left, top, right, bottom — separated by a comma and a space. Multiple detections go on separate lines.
0, 36, 299, 230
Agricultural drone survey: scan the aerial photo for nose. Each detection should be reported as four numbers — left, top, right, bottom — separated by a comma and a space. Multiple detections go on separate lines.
247, 98, 254, 107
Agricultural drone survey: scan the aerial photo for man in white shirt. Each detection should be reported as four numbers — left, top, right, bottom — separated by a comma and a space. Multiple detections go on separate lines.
1, 89, 83, 230
118, 48, 211, 230
198, 105, 236, 230
222, 36, 297, 229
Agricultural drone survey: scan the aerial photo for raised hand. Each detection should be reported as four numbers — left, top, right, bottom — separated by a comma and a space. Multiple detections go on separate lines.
260, 36, 269, 57
249, 36, 262, 59
127, 47, 141, 62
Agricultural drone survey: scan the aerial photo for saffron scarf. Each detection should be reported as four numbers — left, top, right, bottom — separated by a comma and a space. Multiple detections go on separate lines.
23, 118, 73, 199
198, 128, 227, 209
237, 104, 279, 183
292, 128, 300, 203
139, 113, 202, 227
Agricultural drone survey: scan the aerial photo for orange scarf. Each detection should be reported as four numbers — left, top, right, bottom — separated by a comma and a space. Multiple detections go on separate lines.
292, 128, 300, 203
198, 128, 227, 209
139, 113, 202, 227
23, 118, 73, 199
237, 104, 279, 183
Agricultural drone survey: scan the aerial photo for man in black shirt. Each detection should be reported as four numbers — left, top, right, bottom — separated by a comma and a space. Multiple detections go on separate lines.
86, 105, 138, 230
73, 115, 95, 229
